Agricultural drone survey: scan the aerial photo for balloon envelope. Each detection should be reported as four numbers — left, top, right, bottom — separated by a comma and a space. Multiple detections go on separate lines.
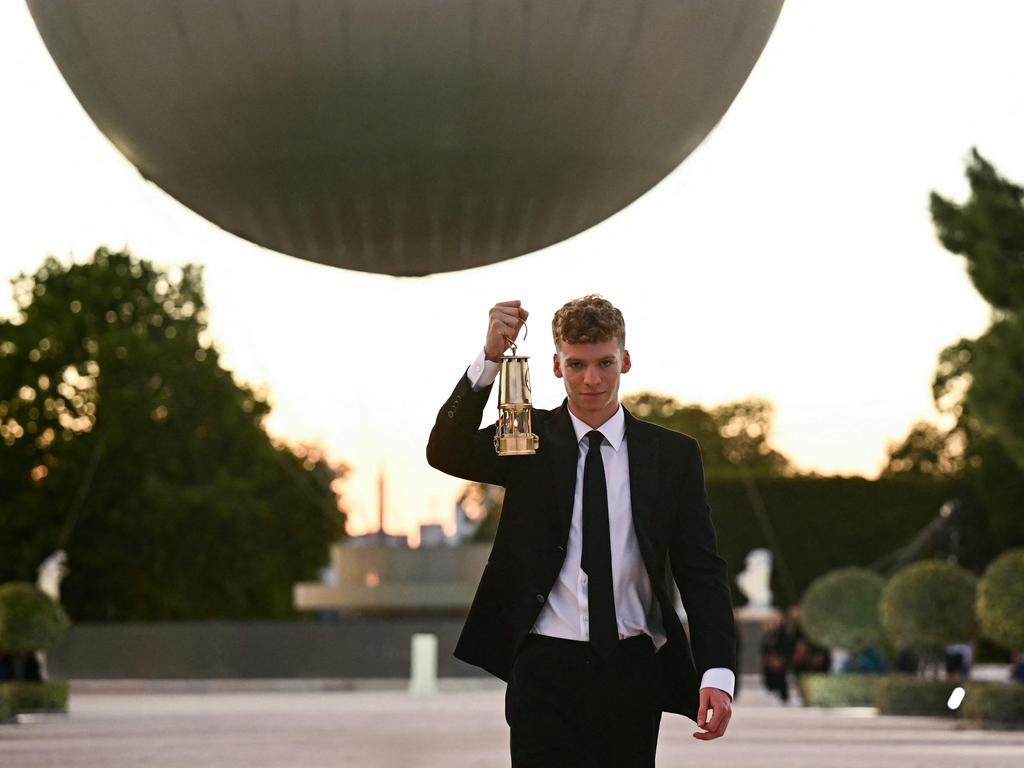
28, 0, 783, 276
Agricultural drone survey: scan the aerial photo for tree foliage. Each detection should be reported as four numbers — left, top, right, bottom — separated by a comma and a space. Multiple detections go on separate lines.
620, 392, 791, 478
883, 151, 1024, 559
928, 148, 1024, 468
0, 248, 346, 620
929, 148, 1024, 313
882, 420, 965, 479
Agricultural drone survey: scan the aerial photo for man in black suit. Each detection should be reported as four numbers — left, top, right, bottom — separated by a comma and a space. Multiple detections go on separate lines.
427, 296, 736, 767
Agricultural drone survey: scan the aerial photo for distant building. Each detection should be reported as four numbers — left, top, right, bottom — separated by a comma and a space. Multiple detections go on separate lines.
293, 539, 488, 616
419, 524, 447, 549
294, 470, 487, 615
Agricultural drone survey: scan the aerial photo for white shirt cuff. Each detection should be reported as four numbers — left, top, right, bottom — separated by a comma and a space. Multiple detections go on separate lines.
700, 667, 735, 699
466, 349, 500, 391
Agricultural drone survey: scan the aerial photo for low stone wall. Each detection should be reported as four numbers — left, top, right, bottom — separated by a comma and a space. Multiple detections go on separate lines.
48, 617, 765, 679
47, 618, 475, 679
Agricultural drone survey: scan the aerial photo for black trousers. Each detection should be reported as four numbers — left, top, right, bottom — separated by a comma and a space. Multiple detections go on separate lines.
505, 633, 663, 768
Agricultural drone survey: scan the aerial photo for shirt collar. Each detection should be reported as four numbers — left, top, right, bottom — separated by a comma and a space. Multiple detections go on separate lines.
567, 404, 625, 452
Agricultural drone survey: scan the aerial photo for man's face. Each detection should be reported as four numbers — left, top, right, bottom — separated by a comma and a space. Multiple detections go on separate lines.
553, 339, 631, 424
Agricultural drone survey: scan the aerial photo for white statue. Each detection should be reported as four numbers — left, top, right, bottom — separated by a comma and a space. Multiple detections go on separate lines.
36, 549, 68, 602
736, 548, 773, 610
34, 550, 69, 682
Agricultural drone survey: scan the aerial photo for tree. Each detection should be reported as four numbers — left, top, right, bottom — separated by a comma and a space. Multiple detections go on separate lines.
929, 148, 1024, 469
883, 151, 1024, 559
0, 248, 346, 620
930, 337, 1024, 550
882, 420, 965, 479
620, 393, 792, 478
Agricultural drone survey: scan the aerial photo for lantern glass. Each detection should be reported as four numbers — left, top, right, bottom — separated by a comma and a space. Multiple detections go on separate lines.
494, 357, 539, 456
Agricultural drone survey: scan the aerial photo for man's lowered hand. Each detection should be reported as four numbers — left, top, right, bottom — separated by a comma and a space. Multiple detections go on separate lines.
693, 686, 732, 741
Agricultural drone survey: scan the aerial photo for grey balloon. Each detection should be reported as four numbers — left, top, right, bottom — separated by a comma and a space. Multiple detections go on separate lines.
27, 1, 783, 276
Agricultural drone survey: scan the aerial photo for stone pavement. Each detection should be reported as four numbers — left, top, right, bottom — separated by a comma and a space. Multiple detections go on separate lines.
2, 681, 1023, 768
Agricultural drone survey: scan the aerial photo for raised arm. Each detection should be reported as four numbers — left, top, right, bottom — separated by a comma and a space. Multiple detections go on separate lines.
425, 300, 529, 486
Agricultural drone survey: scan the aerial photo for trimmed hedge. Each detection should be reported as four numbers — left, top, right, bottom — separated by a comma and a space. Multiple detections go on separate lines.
798, 673, 879, 707
0, 684, 12, 724
874, 675, 960, 717
0, 681, 69, 714
706, 476, 957, 605
961, 681, 1024, 729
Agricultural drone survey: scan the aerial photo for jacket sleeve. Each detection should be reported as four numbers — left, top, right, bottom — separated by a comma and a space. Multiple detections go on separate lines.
669, 436, 738, 676
426, 370, 510, 487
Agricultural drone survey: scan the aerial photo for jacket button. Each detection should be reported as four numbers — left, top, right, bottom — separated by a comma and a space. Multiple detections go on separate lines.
447, 410, 455, 418
535, 594, 545, 604
556, 545, 566, 554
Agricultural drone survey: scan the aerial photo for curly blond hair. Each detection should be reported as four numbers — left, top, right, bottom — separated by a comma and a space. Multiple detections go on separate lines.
551, 295, 625, 349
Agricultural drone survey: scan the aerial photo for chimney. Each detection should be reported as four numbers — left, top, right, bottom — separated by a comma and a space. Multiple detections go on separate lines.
378, 468, 386, 534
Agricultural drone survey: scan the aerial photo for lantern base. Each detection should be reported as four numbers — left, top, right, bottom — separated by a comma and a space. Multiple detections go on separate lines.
494, 434, 540, 456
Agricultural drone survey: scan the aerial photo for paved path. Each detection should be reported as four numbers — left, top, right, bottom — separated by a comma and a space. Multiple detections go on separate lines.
2, 683, 1022, 767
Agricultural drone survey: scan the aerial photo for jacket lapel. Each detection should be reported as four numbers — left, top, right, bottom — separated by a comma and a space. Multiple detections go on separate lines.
545, 399, 580, 543
624, 408, 659, 569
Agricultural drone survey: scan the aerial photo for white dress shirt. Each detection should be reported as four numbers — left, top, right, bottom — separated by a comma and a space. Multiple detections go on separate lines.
466, 350, 735, 698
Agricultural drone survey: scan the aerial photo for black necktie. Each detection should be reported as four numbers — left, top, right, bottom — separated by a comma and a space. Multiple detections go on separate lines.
582, 430, 617, 657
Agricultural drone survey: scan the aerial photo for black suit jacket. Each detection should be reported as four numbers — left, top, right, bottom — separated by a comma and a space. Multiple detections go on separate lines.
426, 372, 737, 721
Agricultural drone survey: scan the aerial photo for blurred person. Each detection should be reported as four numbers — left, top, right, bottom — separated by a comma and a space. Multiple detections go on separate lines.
427, 297, 737, 767
784, 605, 830, 678
944, 642, 974, 679
792, 637, 830, 676
1011, 651, 1024, 684
894, 646, 921, 674
0, 651, 41, 681
839, 645, 889, 674
779, 605, 801, 656
760, 615, 789, 703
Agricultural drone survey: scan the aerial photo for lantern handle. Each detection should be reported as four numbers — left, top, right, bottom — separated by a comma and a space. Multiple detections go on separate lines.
502, 321, 528, 356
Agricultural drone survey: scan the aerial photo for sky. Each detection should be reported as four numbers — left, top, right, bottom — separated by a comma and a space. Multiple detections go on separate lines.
2, 1, 1020, 543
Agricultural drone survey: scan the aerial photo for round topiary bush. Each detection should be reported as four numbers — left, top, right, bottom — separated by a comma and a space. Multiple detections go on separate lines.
879, 560, 978, 656
0, 582, 70, 679
976, 549, 1024, 652
800, 567, 885, 653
